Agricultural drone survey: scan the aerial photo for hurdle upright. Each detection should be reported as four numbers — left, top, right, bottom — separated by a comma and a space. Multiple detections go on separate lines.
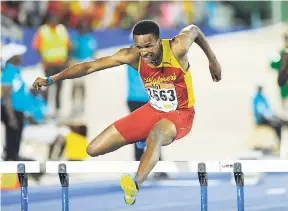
58, 163, 69, 211
0, 161, 40, 211
18, 163, 28, 211
234, 163, 244, 211
198, 162, 208, 211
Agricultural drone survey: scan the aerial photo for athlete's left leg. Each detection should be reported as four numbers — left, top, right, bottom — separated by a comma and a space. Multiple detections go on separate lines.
135, 108, 195, 186
120, 118, 176, 205
135, 118, 176, 185
120, 107, 195, 205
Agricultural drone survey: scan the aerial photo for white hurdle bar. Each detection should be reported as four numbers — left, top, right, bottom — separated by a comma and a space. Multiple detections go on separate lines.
46, 161, 219, 173
220, 160, 288, 172
0, 161, 41, 173
45, 160, 288, 173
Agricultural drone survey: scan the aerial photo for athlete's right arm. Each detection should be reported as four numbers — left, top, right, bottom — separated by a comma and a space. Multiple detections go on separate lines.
33, 47, 138, 90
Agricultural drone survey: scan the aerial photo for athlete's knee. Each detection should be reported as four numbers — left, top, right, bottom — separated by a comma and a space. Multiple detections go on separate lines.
86, 125, 127, 157
86, 143, 101, 157
86, 145, 94, 157
148, 119, 177, 145
86, 136, 104, 157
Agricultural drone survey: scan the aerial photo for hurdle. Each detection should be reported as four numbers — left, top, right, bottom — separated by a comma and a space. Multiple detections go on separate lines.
45, 160, 288, 211
17, 163, 28, 211
198, 162, 208, 211
58, 163, 69, 211
0, 161, 40, 211
234, 163, 244, 211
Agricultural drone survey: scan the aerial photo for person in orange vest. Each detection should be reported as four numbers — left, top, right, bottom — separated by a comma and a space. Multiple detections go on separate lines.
32, 14, 71, 116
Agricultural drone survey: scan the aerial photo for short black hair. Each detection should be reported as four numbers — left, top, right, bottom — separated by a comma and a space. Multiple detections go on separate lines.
132, 20, 160, 38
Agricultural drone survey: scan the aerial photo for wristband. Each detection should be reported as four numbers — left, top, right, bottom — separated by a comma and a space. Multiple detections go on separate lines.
46, 76, 53, 85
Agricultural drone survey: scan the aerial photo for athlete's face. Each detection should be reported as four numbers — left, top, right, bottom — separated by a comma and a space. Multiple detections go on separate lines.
133, 34, 161, 63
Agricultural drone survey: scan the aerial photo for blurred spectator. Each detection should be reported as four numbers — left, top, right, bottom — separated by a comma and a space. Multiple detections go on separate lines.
90, 2, 106, 29
99, 1, 119, 29
1, 43, 28, 161
64, 124, 89, 161
270, 33, 288, 108
20, 89, 88, 161
21, 89, 71, 161
126, 65, 168, 179
67, 1, 96, 28
160, 1, 188, 28
1, 14, 23, 44
119, 1, 149, 30
253, 85, 288, 143
182, 1, 195, 26
1, 1, 21, 25
278, 50, 288, 88
46, 1, 68, 22
70, 18, 98, 115
32, 14, 71, 116
18, 1, 48, 27
1, 1, 249, 30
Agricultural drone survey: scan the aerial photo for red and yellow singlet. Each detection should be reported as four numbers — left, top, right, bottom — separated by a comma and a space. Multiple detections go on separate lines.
138, 39, 195, 112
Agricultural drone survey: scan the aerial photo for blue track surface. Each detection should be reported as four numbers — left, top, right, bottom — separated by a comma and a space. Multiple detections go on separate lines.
2, 173, 288, 211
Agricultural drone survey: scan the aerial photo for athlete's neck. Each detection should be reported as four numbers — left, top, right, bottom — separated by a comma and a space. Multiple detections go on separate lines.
150, 45, 163, 66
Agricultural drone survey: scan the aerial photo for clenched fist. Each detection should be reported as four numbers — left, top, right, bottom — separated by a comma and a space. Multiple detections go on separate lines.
32, 77, 52, 90
209, 60, 222, 82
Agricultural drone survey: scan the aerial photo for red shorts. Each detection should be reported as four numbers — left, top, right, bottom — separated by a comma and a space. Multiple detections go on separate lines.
114, 103, 195, 143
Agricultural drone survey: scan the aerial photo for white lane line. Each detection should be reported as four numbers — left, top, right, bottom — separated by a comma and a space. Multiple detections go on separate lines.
265, 188, 287, 195
143, 179, 220, 187
223, 203, 288, 211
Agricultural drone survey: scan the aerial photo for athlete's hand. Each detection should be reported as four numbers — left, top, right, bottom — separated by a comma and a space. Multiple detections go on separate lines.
32, 77, 51, 90
209, 60, 222, 82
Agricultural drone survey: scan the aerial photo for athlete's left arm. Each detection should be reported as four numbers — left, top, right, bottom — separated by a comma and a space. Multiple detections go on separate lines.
174, 25, 221, 82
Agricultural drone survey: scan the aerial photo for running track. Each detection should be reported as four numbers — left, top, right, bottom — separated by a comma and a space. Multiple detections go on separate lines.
2, 173, 288, 211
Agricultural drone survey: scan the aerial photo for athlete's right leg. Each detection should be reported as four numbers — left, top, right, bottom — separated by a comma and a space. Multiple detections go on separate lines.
86, 124, 128, 157
120, 118, 176, 205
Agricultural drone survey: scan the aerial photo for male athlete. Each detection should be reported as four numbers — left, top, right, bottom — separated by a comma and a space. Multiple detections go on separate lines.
33, 20, 222, 205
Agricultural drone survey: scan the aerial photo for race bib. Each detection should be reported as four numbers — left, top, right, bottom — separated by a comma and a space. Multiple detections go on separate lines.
145, 83, 178, 112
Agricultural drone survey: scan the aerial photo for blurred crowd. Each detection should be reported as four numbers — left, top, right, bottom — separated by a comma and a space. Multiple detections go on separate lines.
2, 0, 250, 31
251, 31, 288, 155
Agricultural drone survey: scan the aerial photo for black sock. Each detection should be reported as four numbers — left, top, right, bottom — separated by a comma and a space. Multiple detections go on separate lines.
133, 178, 139, 190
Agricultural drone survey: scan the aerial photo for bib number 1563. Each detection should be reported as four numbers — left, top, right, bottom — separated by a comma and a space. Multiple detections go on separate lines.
146, 88, 176, 102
